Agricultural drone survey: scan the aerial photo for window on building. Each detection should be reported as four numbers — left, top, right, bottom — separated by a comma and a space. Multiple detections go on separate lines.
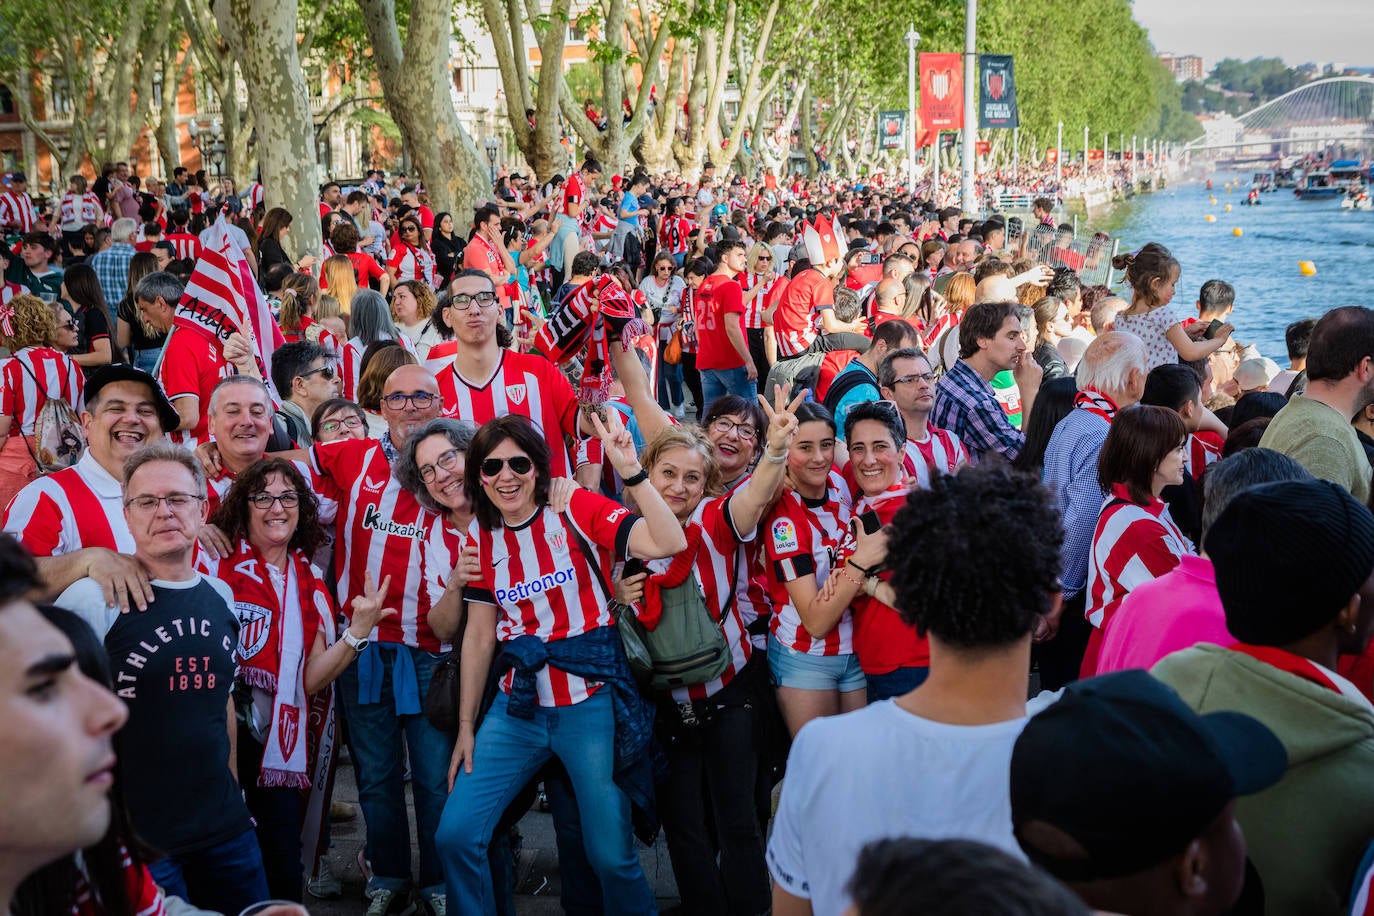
0, 84, 15, 116
568, 23, 586, 42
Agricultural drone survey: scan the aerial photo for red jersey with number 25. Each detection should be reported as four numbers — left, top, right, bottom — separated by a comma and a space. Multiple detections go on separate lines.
310, 437, 444, 651
465, 488, 636, 707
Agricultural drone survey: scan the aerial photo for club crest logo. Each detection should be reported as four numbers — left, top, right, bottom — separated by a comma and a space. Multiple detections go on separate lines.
929, 70, 953, 101
235, 602, 273, 660
278, 704, 300, 760
505, 384, 528, 406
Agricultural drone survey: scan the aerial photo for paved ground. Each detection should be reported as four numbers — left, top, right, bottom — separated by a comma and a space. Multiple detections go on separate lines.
309, 751, 683, 914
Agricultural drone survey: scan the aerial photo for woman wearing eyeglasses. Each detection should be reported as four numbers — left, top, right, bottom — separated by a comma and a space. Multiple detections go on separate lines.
436, 413, 687, 914
203, 457, 393, 902
386, 214, 437, 289
311, 397, 369, 444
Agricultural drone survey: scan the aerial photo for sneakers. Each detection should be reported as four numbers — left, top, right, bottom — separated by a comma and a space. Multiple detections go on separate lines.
671, 402, 686, 420
421, 892, 446, 916
365, 888, 416, 916
306, 856, 342, 899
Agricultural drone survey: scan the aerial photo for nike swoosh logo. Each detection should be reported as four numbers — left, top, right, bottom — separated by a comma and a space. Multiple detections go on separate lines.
492, 557, 507, 567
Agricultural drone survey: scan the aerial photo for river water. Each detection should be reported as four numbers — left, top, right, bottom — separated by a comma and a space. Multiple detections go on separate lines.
1093, 172, 1374, 361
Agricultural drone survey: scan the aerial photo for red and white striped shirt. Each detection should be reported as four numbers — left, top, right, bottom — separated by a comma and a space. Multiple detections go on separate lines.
437, 349, 580, 477
280, 314, 342, 357
2, 451, 132, 556
742, 272, 783, 331
59, 192, 104, 230
165, 231, 203, 262
643, 494, 754, 703
310, 437, 444, 651
204, 458, 337, 523
246, 182, 265, 214
903, 426, 968, 488
339, 333, 417, 402
1086, 484, 1193, 628
466, 488, 636, 707
1187, 431, 1223, 483
423, 339, 458, 375
765, 476, 855, 656
0, 189, 37, 232
773, 268, 833, 357
388, 243, 437, 288
0, 347, 85, 436
658, 215, 692, 255
422, 514, 467, 616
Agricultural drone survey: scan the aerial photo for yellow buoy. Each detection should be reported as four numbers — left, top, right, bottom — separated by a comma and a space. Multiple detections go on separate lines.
1299, 261, 1317, 276
1233, 227, 1243, 237
1224, 204, 1232, 212
1209, 197, 1217, 205
1205, 214, 1216, 222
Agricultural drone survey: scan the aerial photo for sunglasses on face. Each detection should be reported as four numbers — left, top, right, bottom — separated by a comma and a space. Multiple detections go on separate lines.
299, 364, 336, 381
481, 455, 534, 477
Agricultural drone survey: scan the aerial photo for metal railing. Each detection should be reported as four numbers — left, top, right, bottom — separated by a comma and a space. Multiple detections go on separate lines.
1004, 219, 1120, 287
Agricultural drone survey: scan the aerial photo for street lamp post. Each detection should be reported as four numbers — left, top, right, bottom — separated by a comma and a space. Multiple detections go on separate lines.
187, 118, 225, 178
960, 0, 977, 214
1056, 120, 1063, 190
484, 137, 499, 186
905, 26, 920, 189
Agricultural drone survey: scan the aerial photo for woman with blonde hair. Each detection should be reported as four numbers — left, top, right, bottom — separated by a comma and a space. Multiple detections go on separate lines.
391, 279, 442, 359
0, 293, 85, 506
321, 254, 358, 319
921, 270, 975, 359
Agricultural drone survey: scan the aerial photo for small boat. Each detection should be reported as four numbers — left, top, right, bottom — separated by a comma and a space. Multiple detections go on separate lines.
1342, 188, 1373, 211
1250, 170, 1275, 193
1296, 160, 1366, 200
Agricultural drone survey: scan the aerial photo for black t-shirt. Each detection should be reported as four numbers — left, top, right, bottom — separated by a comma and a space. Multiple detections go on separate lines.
75, 304, 111, 369
96, 577, 251, 855
117, 294, 168, 352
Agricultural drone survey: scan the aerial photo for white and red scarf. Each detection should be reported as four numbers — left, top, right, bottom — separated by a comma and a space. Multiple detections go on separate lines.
220, 540, 330, 788
534, 274, 651, 404
1074, 387, 1119, 424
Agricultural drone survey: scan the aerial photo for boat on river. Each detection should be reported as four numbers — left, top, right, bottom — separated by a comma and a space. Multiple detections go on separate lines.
1296, 160, 1366, 200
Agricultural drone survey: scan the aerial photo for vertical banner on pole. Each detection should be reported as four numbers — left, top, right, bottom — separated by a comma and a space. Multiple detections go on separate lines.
920, 53, 964, 130
877, 111, 907, 151
977, 54, 1019, 129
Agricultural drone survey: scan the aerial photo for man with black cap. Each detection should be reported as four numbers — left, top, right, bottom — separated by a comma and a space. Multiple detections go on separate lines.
1011, 668, 1287, 916
2, 364, 180, 613
1153, 478, 1374, 915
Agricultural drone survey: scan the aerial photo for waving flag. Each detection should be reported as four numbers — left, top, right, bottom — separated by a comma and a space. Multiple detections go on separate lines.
175, 218, 286, 399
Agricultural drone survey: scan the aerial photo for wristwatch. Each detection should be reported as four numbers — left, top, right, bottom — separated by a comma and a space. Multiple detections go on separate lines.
342, 629, 369, 653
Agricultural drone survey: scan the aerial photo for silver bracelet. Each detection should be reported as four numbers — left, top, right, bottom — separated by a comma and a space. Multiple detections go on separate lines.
764, 448, 787, 464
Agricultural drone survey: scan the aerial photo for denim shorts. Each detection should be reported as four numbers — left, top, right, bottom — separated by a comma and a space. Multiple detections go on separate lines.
767, 634, 867, 692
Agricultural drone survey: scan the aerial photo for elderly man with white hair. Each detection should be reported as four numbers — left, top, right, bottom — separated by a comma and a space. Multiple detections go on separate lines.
88, 217, 139, 308
1038, 330, 1149, 687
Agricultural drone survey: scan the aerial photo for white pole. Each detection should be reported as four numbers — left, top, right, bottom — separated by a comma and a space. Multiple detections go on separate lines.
960, 0, 977, 213
933, 133, 940, 204
1103, 131, 1108, 173
1083, 125, 1089, 174
1132, 135, 1137, 184
1056, 120, 1063, 190
1013, 127, 1019, 184
906, 27, 920, 189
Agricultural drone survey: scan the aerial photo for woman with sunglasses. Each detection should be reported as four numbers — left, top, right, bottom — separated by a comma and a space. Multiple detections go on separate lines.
639, 253, 687, 417
744, 243, 783, 395
204, 458, 393, 901
437, 412, 687, 914
387, 214, 437, 290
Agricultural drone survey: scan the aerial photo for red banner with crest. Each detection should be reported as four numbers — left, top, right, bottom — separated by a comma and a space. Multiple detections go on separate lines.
920, 53, 963, 130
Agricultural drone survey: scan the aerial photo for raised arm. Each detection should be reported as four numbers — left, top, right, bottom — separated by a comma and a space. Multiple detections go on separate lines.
727, 387, 803, 535
592, 411, 688, 559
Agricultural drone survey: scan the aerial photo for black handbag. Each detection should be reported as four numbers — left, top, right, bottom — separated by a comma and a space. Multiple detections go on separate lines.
424, 651, 462, 732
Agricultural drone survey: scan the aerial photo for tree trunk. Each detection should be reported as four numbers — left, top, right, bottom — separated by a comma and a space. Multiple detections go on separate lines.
800, 86, 818, 177
358, 0, 490, 217
482, 0, 567, 181
213, 0, 321, 258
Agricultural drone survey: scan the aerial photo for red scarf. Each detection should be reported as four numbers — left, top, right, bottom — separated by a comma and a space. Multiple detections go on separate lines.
1230, 643, 1343, 694
639, 524, 703, 631
534, 275, 650, 405
1074, 387, 1119, 424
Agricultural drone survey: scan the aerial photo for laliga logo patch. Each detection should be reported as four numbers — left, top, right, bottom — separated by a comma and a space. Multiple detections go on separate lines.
772, 518, 798, 553
505, 384, 528, 406
235, 602, 273, 659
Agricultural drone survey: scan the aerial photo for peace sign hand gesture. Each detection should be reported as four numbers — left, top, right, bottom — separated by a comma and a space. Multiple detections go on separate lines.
347, 571, 397, 640
759, 384, 806, 456
589, 410, 641, 479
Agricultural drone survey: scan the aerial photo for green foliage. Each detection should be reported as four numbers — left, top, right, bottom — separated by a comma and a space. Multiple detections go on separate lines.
1210, 57, 1305, 99
565, 61, 603, 106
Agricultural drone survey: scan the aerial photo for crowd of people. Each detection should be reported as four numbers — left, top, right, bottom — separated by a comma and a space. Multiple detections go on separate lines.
2, 153, 1374, 916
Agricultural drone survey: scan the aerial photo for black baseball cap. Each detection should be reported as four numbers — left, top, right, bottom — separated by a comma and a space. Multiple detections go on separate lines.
1011, 670, 1286, 882
84, 364, 181, 434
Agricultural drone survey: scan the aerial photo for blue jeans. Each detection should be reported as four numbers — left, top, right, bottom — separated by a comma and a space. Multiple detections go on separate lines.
437, 690, 656, 915
865, 665, 929, 703
701, 365, 754, 409
657, 350, 684, 409
148, 828, 270, 915
132, 347, 161, 374
336, 645, 456, 898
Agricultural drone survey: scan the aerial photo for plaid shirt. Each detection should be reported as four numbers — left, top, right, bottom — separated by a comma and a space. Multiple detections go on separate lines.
1041, 407, 1112, 598
90, 243, 136, 308
932, 359, 1024, 463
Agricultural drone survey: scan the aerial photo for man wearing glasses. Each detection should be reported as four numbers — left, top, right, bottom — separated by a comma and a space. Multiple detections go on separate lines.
270, 340, 339, 447
878, 348, 968, 488
3, 364, 181, 613
55, 441, 271, 914
436, 269, 586, 476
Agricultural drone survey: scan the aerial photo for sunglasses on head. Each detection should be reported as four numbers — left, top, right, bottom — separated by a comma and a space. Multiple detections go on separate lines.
481, 456, 534, 477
